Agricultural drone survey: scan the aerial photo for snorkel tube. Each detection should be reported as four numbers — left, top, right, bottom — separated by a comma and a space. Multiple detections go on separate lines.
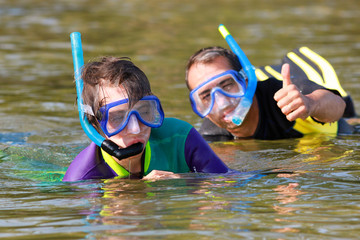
218, 24, 257, 125
70, 32, 143, 159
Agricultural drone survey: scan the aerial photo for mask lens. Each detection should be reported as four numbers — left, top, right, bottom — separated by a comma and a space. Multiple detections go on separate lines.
134, 100, 158, 123
106, 106, 128, 134
218, 77, 241, 94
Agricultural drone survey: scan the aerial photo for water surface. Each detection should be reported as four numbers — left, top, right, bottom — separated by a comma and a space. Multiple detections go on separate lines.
0, 0, 360, 239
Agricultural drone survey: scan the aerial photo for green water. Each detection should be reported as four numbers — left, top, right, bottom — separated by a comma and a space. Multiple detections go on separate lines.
0, 0, 360, 239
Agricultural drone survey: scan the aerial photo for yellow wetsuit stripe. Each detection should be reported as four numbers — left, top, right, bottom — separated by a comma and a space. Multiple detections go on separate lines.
101, 148, 129, 178
143, 141, 151, 174
264, 66, 283, 80
293, 117, 337, 135
299, 47, 347, 97
287, 52, 324, 86
255, 68, 270, 81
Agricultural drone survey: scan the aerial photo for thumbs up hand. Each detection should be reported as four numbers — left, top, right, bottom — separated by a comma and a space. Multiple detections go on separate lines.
274, 64, 312, 121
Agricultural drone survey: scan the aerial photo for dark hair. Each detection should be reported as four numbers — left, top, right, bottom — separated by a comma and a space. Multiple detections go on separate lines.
81, 56, 152, 130
185, 46, 242, 89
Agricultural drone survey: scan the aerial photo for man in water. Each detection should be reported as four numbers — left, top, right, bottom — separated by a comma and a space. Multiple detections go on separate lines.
185, 46, 354, 140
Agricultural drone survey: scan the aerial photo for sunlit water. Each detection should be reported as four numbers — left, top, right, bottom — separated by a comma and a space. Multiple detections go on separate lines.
0, 0, 360, 239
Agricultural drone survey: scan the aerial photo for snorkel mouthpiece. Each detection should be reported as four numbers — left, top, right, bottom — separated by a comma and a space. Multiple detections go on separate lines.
224, 97, 252, 125
101, 141, 143, 160
218, 24, 257, 126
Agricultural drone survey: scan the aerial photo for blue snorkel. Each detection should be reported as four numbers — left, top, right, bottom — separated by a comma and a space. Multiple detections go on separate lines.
218, 24, 257, 126
70, 32, 143, 159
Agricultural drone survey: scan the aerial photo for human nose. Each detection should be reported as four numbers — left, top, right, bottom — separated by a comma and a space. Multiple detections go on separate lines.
214, 91, 231, 110
126, 114, 141, 134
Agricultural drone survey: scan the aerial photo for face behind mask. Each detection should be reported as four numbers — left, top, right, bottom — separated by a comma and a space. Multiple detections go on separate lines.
190, 70, 246, 118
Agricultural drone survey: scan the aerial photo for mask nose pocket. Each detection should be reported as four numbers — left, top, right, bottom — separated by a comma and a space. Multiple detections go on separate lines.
126, 114, 141, 134
214, 91, 231, 110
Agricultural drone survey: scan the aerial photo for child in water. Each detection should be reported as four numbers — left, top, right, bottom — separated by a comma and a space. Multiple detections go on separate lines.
63, 57, 229, 181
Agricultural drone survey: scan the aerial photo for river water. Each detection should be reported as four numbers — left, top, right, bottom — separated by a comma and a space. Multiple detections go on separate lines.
1, 0, 360, 239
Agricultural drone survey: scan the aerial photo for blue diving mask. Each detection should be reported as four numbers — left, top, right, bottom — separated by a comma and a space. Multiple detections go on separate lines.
189, 70, 247, 118
99, 95, 164, 137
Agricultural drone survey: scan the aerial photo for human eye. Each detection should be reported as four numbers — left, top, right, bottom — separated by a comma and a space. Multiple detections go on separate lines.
199, 90, 211, 103
108, 110, 126, 126
138, 106, 151, 116
136, 101, 151, 113
219, 78, 237, 92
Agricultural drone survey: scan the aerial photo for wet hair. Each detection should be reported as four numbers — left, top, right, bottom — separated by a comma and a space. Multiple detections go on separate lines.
185, 46, 242, 89
80, 56, 152, 130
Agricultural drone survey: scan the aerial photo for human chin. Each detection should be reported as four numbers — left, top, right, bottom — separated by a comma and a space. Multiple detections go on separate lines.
216, 118, 238, 130
222, 120, 240, 130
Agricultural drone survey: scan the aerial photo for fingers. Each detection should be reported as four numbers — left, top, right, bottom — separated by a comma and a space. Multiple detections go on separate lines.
274, 85, 310, 121
282, 100, 308, 121
274, 83, 299, 103
278, 92, 310, 121
276, 86, 302, 110
281, 63, 292, 88
285, 105, 308, 121
142, 170, 181, 181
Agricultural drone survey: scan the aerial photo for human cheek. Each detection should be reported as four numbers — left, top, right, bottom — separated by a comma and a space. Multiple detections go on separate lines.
142, 125, 151, 141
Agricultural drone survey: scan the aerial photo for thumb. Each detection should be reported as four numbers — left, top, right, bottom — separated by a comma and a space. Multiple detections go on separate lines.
281, 63, 292, 88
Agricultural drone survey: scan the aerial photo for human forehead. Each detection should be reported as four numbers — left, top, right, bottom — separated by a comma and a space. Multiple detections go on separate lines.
99, 84, 128, 105
188, 56, 233, 90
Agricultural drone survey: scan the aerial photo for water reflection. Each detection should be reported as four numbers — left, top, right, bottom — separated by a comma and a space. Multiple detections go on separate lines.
77, 172, 266, 238
272, 180, 303, 233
